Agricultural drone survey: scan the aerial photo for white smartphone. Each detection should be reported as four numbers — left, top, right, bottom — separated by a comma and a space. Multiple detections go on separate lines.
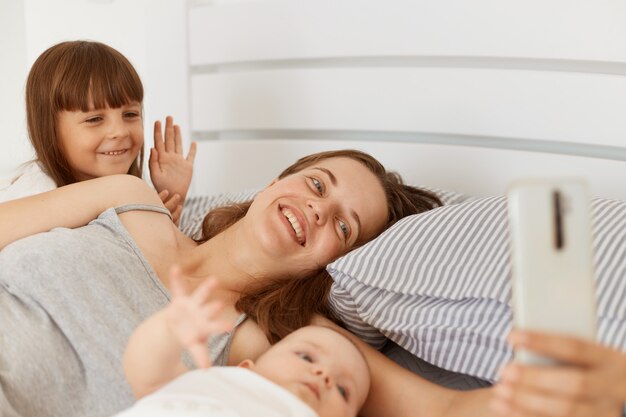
507, 178, 597, 365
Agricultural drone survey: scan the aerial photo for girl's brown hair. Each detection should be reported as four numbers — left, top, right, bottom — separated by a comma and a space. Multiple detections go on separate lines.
198, 149, 443, 343
25, 40, 144, 186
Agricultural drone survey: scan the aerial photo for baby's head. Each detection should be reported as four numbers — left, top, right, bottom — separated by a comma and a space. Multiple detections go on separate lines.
26, 40, 144, 186
239, 326, 370, 417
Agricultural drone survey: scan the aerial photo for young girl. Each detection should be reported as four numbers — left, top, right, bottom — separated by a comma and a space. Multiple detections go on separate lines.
0, 40, 195, 222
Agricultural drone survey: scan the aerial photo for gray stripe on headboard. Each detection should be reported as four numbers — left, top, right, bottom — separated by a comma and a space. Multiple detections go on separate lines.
191, 129, 626, 162
191, 56, 626, 76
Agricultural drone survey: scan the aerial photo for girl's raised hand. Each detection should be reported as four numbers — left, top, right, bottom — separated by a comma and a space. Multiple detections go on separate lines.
150, 116, 197, 208
164, 266, 233, 369
157, 190, 183, 226
491, 330, 626, 417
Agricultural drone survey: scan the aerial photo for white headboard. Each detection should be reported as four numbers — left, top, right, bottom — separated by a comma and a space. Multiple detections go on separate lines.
187, 0, 626, 200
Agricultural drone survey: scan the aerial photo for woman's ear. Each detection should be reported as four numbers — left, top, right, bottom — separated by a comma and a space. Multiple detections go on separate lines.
238, 359, 256, 369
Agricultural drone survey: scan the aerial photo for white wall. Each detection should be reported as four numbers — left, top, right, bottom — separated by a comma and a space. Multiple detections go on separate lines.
0, 0, 190, 188
186, 0, 626, 199
0, 0, 30, 182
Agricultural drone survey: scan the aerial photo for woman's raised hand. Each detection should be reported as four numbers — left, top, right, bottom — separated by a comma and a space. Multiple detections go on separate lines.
164, 266, 233, 369
491, 330, 626, 417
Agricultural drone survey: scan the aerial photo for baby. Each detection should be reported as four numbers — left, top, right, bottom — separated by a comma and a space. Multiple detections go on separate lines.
116, 268, 370, 417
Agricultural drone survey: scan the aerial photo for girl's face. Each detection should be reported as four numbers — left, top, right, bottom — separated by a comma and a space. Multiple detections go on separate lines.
56, 102, 143, 181
241, 157, 388, 277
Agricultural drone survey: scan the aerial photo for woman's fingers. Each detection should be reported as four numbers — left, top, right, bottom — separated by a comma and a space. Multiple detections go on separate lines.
505, 358, 626, 405
509, 330, 604, 367
491, 381, 613, 417
500, 363, 602, 400
509, 330, 626, 400
492, 382, 565, 417
501, 330, 626, 416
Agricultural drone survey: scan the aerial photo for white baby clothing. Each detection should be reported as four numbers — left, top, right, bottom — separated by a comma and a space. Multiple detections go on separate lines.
113, 367, 318, 417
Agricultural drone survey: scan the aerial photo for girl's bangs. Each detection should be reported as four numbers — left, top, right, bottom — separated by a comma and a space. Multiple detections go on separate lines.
55, 50, 143, 112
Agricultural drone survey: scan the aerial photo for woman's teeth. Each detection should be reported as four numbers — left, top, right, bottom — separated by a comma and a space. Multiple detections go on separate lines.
281, 207, 305, 245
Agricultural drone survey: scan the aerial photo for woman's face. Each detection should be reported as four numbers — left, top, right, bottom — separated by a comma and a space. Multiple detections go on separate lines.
243, 157, 388, 276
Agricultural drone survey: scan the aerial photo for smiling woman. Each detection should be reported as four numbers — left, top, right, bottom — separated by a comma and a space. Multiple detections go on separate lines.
246, 157, 388, 265
0, 148, 441, 417
197, 149, 442, 344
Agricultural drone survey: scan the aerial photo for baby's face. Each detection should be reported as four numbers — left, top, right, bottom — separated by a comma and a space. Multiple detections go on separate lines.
245, 326, 370, 417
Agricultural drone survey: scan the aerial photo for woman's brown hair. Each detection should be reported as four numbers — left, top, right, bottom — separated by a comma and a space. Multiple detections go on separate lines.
25, 40, 144, 186
198, 149, 443, 343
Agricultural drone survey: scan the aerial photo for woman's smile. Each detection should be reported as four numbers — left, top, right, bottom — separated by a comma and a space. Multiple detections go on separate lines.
279, 204, 307, 246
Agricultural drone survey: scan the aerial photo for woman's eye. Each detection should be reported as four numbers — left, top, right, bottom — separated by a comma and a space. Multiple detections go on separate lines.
337, 385, 349, 401
311, 178, 324, 195
338, 219, 349, 239
298, 352, 314, 363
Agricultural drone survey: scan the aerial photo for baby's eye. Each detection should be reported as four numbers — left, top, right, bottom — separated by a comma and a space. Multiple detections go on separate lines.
337, 385, 349, 401
85, 116, 103, 123
297, 352, 314, 363
311, 178, 324, 195
338, 219, 349, 239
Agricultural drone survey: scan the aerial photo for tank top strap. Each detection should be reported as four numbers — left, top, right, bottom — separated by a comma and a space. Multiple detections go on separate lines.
114, 204, 172, 220
233, 313, 247, 328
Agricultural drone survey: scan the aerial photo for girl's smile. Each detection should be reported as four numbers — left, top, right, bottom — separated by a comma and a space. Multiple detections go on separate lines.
98, 149, 130, 156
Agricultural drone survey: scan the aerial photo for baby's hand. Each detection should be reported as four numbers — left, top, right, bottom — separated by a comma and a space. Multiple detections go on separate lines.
165, 266, 233, 368
150, 116, 197, 206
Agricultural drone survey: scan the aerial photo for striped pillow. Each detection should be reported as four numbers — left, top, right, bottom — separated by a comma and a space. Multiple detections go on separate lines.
179, 189, 259, 239
327, 196, 626, 382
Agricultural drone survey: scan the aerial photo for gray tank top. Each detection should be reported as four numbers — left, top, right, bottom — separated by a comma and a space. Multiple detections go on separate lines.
0, 205, 246, 417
